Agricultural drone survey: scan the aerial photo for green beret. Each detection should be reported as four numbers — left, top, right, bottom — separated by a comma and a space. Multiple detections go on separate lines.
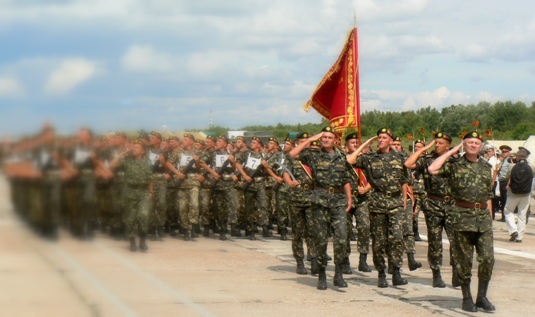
321, 126, 335, 134
168, 136, 180, 142
296, 132, 310, 139
345, 133, 358, 142
377, 128, 393, 139
218, 135, 228, 143
206, 135, 216, 142
269, 137, 279, 144
252, 136, 263, 145
415, 139, 425, 145
150, 131, 162, 139
236, 136, 245, 142
463, 131, 483, 141
311, 140, 320, 147
183, 133, 195, 141
393, 135, 401, 142
435, 132, 452, 143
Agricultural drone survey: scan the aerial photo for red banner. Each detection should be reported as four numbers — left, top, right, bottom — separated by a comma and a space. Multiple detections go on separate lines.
304, 27, 360, 136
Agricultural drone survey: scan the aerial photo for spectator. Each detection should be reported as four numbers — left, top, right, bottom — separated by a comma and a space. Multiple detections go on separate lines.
496, 145, 513, 221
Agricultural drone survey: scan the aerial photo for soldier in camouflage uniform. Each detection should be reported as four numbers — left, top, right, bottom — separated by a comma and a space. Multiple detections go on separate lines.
290, 127, 353, 290
347, 128, 410, 288
165, 136, 181, 236
111, 139, 152, 252
201, 135, 239, 240
343, 133, 373, 274
265, 137, 291, 240
406, 133, 457, 288
235, 136, 271, 240
109, 132, 129, 240
166, 133, 201, 241
282, 132, 317, 275
411, 139, 427, 242
392, 136, 422, 272
264, 137, 280, 231
429, 131, 495, 313
146, 131, 168, 239
233, 136, 248, 232
197, 136, 216, 237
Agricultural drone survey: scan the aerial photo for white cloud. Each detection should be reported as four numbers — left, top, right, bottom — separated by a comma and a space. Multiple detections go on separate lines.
44, 58, 96, 95
121, 45, 176, 73
0, 77, 24, 97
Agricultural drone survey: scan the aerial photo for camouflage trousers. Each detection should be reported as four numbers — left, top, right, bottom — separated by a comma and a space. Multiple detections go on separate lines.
40, 172, 62, 233
150, 176, 167, 228
369, 209, 404, 270
309, 201, 348, 267
166, 186, 178, 228
353, 201, 371, 254
402, 199, 416, 254
96, 182, 113, 229
109, 180, 124, 230
452, 229, 494, 284
212, 180, 238, 231
73, 172, 96, 237
199, 187, 213, 227
235, 183, 246, 228
289, 203, 317, 262
276, 188, 290, 230
266, 186, 277, 222
124, 188, 150, 238
423, 198, 455, 270
178, 185, 200, 229
244, 181, 269, 230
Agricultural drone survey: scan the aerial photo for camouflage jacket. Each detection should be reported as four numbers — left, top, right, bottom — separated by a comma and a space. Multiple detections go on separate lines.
167, 148, 200, 188
118, 156, 152, 187
297, 147, 351, 208
353, 149, 409, 212
437, 154, 493, 232
146, 146, 167, 174
415, 151, 452, 197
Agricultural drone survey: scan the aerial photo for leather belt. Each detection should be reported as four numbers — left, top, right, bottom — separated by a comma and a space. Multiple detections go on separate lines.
455, 200, 488, 209
427, 194, 452, 203
377, 191, 401, 198
297, 183, 314, 191
316, 186, 344, 193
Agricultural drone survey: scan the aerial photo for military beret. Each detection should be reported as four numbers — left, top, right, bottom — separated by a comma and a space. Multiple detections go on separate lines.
150, 131, 162, 139
296, 132, 310, 139
434, 132, 452, 143
206, 135, 216, 142
252, 136, 263, 145
463, 131, 484, 141
415, 139, 425, 146
138, 133, 149, 141
519, 146, 531, 155
183, 133, 195, 141
218, 135, 228, 143
499, 145, 512, 152
195, 139, 205, 146
377, 128, 393, 139
130, 138, 142, 145
168, 136, 180, 142
321, 126, 335, 134
285, 137, 295, 145
236, 136, 245, 142
393, 135, 402, 142
310, 140, 320, 147
345, 133, 358, 142
269, 137, 279, 144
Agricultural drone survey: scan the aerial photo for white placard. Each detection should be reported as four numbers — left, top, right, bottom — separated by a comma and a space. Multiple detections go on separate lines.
245, 154, 261, 170
215, 154, 229, 168
148, 151, 159, 165
74, 147, 90, 164
179, 154, 195, 167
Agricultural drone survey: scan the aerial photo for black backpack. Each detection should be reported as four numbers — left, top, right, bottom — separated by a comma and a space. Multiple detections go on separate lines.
510, 161, 533, 194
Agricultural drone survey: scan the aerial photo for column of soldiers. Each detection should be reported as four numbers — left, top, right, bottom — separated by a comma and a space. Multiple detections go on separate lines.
3, 124, 495, 312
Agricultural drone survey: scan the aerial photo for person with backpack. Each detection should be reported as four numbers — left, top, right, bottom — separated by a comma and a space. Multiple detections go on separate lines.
504, 148, 533, 243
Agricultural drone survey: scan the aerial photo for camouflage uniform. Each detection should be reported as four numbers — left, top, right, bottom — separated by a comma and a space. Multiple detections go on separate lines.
117, 155, 152, 238
267, 150, 290, 233
147, 146, 167, 234
34, 145, 62, 238
297, 147, 351, 268
414, 151, 456, 271
199, 149, 216, 232
353, 149, 409, 271
210, 149, 238, 234
437, 155, 494, 285
110, 147, 127, 237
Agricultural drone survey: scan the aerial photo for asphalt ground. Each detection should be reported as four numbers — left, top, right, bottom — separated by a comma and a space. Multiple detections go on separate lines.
1, 174, 534, 317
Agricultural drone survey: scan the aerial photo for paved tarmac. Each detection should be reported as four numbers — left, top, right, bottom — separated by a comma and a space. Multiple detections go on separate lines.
1, 174, 534, 317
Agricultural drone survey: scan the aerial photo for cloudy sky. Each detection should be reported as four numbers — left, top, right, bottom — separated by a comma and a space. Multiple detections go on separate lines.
1, 0, 535, 136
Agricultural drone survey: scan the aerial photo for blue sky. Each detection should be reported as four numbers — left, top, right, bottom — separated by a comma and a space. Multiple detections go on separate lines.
1, 0, 535, 136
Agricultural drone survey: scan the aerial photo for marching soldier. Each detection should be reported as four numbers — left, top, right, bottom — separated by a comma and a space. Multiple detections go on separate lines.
165, 136, 181, 236
146, 131, 168, 239
347, 128, 410, 288
429, 132, 495, 312
290, 127, 353, 290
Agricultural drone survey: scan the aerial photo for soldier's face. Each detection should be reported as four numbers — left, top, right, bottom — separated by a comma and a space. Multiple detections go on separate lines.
205, 139, 215, 149
377, 134, 392, 151
435, 139, 450, 155
236, 139, 245, 149
414, 142, 424, 152
463, 138, 483, 155
284, 141, 294, 153
182, 137, 193, 148
321, 132, 336, 149
216, 139, 227, 150
194, 142, 204, 151
268, 141, 277, 151
251, 139, 261, 150
392, 141, 402, 152
346, 139, 358, 153
170, 140, 180, 149
132, 143, 145, 157
150, 135, 160, 146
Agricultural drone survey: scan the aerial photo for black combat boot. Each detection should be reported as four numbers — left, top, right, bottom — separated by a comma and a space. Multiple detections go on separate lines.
358, 253, 372, 272
262, 225, 272, 238
387, 258, 394, 274
333, 265, 348, 288
249, 231, 257, 240
317, 267, 327, 290
191, 225, 199, 238
280, 227, 288, 241
461, 283, 477, 312
157, 226, 166, 239
183, 229, 191, 241
452, 265, 461, 287
475, 279, 496, 312
230, 224, 242, 237
203, 226, 210, 237
392, 267, 408, 286
310, 258, 319, 275
407, 253, 422, 271
139, 234, 148, 252
296, 260, 308, 275
219, 231, 227, 241
129, 237, 137, 252
432, 269, 446, 288
340, 257, 352, 274
377, 270, 388, 288
413, 222, 422, 241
